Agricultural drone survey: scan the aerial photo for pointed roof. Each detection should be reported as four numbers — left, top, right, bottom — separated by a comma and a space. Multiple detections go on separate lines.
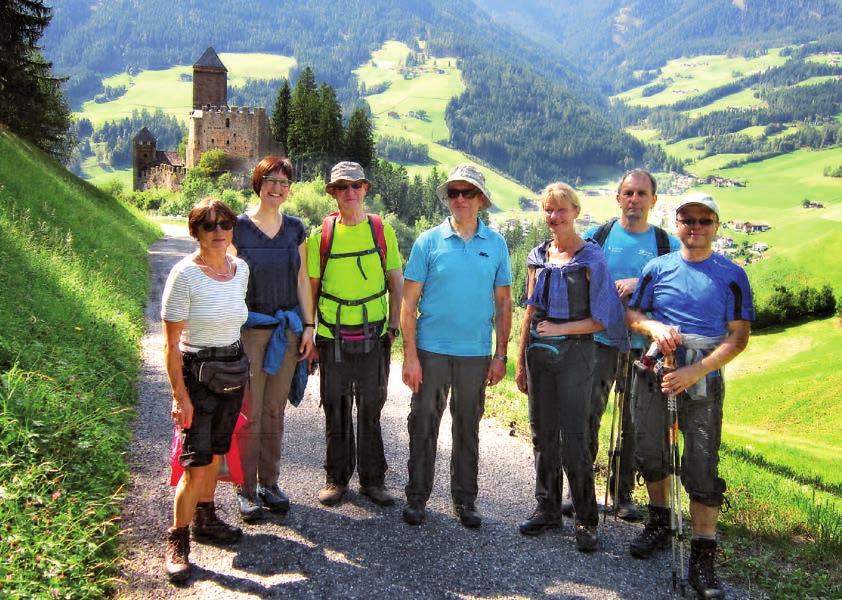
193, 47, 227, 71
133, 127, 156, 144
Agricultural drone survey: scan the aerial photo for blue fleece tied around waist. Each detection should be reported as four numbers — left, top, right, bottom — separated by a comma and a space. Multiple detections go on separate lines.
244, 309, 308, 407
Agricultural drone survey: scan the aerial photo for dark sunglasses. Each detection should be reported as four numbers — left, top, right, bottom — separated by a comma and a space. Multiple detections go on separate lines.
678, 218, 716, 226
200, 219, 235, 232
332, 182, 365, 191
446, 188, 480, 199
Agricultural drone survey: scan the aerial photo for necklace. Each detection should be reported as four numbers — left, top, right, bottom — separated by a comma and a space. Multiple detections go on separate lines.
197, 254, 232, 277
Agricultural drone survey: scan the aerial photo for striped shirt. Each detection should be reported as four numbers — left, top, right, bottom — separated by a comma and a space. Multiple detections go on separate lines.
161, 256, 249, 351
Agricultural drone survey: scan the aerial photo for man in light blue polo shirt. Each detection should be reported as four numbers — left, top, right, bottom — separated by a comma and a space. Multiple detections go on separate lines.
400, 164, 512, 528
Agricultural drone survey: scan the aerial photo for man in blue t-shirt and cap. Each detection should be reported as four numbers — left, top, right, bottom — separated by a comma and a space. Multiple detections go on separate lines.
400, 163, 512, 528
581, 169, 679, 522
626, 192, 753, 599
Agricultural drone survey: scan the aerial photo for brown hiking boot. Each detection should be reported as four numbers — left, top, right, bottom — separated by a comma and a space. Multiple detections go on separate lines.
360, 485, 395, 507
318, 482, 347, 506
164, 526, 190, 583
192, 502, 242, 545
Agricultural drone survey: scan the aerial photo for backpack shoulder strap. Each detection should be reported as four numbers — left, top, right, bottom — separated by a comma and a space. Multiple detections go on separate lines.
366, 213, 388, 272
653, 225, 671, 256
592, 217, 617, 247
319, 213, 339, 280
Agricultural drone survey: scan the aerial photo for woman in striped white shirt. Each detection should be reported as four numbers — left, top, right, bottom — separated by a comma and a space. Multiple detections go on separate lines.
160, 197, 249, 583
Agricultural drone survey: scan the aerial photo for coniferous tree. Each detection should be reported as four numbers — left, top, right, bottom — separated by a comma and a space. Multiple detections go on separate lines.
316, 83, 344, 163
0, 0, 72, 160
286, 67, 319, 159
344, 108, 375, 169
270, 78, 291, 151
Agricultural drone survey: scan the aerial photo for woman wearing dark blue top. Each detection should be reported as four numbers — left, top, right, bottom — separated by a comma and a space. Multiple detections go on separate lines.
231, 156, 316, 521
514, 182, 628, 552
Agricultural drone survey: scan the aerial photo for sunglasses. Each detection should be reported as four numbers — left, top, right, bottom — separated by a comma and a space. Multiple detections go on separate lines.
677, 218, 716, 226
262, 176, 291, 187
332, 182, 365, 191
200, 219, 235, 232
446, 188, 481, 199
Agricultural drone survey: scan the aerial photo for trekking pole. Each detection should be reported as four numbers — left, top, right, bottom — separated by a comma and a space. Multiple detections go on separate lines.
602, 352, 625, 524
664, 354, 686, 596
610, 352, 631, 521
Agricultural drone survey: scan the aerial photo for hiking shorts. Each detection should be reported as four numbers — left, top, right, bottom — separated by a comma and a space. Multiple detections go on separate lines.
178, 354, 244, 468
632, 364, 726, 507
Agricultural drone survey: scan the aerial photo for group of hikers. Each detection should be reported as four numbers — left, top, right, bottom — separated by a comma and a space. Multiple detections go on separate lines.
160, 156, 753, 599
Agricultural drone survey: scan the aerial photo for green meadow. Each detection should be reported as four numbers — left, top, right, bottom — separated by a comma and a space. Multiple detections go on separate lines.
80, 156, 132, 189
355, 41, 538, 214
614, 49, 787, 108
76, 52, 296, 127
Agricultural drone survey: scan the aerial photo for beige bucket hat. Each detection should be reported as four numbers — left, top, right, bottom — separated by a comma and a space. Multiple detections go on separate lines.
325, 161, 370, 193
436, 163, 492, 210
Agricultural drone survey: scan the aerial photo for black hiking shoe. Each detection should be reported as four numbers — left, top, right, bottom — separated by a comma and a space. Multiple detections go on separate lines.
688, 538, 725, 599
257, 483, 290, 514
454, 503, 481, 528
629, 505, 671, 559
614, 496, 642, 522
575, 523, 599, 553
519, 509, 562, 536
192, 502, 242, 545
402, 503, 426, 526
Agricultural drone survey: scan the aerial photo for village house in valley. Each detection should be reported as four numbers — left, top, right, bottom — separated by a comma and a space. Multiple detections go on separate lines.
132, 47, 281, 191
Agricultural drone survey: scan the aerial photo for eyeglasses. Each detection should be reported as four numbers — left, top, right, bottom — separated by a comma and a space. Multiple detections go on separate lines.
446, 188, 481, 199
332, 182, 365, 191
678, 218, 716, 226
262, 176, 291, 187
200, 219, 235, 232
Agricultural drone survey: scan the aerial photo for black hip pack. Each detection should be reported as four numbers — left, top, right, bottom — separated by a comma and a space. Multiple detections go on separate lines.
187, 342, 250, 395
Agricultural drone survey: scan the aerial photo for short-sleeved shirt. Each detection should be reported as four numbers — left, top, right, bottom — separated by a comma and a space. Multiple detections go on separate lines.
583, 223, 680, 348
233, 213, 306, 314
161, 256, 249, 351
630, 252, 754, 338
306, 216, 402, 339
404, 217, 512, 357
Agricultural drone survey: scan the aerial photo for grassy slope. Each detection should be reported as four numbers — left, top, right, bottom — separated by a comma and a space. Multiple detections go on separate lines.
77, 52, 296, 127
0, 127, 159, 597
355, 41, 537, 214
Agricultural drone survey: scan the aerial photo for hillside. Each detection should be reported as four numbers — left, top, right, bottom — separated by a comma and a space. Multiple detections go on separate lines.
0, 126, 159, 597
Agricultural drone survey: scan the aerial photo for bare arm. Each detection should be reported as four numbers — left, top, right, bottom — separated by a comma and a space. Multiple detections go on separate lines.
626, 307, 683, 355
163, 319, 192, 429
535, 317, 604, 337
487, 284, 512, 386
296, 242, 316, 359
400, 280, 424, 392
386, 267, 404, 337
661, 320, 750, 395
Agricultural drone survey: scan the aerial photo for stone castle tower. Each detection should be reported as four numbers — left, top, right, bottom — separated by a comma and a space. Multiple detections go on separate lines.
186, 47, 281, 172
133, 46, 281, 191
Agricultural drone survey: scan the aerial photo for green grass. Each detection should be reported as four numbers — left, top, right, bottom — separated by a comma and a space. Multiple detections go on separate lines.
79, 156, 132, 189
0, 126, 159, 598
684, 87, 766, 117
614, 49, 787, 108
355, 40, 537, 215
75, 52, 295, 127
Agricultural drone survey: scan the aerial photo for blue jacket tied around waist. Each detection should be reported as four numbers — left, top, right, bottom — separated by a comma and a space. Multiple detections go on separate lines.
244, 309, 308, 407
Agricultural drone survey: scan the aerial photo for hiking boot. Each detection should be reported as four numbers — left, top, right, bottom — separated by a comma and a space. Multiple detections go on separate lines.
236, 491, 264, 523
318, 483, 347, 506
575, 524, 599, 553
560, 498, 575, 517
402, 503, 426, 526
257, 483, 290, 514
614, 497, 642, 522
629, 505, 671, 559
519, 508, 562, 536
192, 502, 242, 545
688, 538, 725, 599
164, 526, 191, 583
360, 485, 395, 507
454, 504, 481, 528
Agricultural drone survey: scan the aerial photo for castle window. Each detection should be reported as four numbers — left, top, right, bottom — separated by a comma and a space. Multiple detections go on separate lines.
225, 118, 230, 128
226, 139, 230, 146
211, 138, 215, 144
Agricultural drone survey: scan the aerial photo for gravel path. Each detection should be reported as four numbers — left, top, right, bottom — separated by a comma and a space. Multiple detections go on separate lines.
116, 230, 749, 599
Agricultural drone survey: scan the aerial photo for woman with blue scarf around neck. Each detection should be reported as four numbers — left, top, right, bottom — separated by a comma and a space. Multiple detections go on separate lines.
514, 182, 628, 552
230, 155, 316, 522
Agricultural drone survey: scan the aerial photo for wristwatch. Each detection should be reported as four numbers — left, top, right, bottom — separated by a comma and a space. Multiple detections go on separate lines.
493, 354, 507, 363
388, 326, 401, 338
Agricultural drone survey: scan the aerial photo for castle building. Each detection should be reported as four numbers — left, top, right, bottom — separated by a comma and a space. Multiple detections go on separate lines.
133, 47, 282, 191
132, 127, 186, 192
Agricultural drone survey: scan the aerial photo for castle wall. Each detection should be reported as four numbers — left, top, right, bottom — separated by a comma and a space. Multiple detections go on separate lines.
187, 106, 282, 172
193, 67, 227, 110
137, 164, 186, 192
